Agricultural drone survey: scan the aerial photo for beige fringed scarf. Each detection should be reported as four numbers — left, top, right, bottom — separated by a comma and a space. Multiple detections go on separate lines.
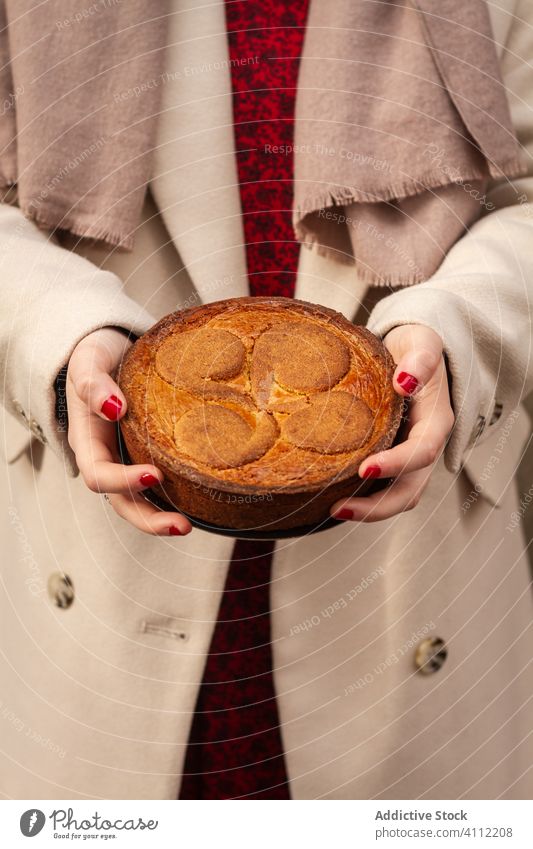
0, 0, 525, 285
0, 0, 169, 249
293, 0, 525, 285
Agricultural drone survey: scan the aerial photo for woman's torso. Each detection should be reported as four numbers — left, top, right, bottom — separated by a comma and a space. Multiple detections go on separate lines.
1, 0, 532, 801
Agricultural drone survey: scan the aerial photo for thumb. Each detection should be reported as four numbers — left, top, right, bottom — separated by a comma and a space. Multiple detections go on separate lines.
68, 332, 130, 421
385, 325, 443, 397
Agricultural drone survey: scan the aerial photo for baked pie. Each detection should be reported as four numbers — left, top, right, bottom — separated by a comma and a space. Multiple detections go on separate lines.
117, 297, 402, 533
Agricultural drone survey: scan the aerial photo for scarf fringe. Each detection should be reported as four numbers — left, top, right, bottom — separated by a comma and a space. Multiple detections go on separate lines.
14, 199, 135, 250
298, 232, 425, 288
294, 152, 526, 286
294, 156, 526, 221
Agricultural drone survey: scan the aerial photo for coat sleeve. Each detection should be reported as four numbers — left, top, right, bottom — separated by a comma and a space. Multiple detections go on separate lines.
366, 0, 533, 473
0, 198, 155, 475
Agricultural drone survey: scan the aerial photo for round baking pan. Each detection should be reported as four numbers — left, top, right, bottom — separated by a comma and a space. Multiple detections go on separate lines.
116, 419, 405, 540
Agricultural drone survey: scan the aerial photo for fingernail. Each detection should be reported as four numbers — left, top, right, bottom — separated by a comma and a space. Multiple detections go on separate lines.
139, 473, 159, 489
397, 372, 419, 395
334, 508, 353, 521
101, 395, 122, 420
361, 464, 381, 480
168, 525, 183, 536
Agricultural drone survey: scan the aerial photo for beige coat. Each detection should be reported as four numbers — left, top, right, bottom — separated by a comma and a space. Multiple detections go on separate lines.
1, 0, 532, 800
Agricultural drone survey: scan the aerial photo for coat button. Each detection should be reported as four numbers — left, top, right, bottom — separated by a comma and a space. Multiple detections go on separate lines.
415, 637, 447, 674
47, 573, 75, 609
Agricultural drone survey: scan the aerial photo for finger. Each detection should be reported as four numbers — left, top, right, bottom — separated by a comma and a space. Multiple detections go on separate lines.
359, 381, 454, 479
107, 492, 193, 536
68, 347, 127, 422
67, 398, 164, 494
330, 468, 431, 523
79, 457, 165, 495
73, 373, 125, 421
387, 327, 443, 396
359, 432, 444, 479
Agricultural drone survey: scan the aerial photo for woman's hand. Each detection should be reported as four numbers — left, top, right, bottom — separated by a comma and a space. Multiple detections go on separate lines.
66, 327, 192, 536
330, 324, 455, 523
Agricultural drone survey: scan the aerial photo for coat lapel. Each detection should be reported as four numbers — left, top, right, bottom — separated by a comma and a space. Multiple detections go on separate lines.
150, 0, 248, 304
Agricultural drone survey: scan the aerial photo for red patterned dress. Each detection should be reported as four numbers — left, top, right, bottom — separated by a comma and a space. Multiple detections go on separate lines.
178, 0, 310, 800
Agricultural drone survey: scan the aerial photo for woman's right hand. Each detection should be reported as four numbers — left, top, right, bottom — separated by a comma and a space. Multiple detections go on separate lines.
66, 327, 192, 536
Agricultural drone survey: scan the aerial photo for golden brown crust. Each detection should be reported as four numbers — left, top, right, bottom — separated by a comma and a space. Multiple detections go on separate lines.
118, 297, 403, 531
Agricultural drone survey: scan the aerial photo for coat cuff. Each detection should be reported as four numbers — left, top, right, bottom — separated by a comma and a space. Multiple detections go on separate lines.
7, 287, 154, 477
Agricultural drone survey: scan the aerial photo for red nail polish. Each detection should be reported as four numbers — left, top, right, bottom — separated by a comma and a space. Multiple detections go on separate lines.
101, 395, 122, 420
397, 372, 419, 395
139, 473, 159, 488
168, 526, 183, 536
361, 465, 381, 479
334, 508, 353, 521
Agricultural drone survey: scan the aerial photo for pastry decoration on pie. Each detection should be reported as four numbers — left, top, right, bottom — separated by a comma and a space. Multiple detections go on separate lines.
118, 297, 403, 533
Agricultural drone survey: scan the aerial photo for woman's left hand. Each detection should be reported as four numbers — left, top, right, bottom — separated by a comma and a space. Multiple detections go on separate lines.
330, 324, 455, 522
